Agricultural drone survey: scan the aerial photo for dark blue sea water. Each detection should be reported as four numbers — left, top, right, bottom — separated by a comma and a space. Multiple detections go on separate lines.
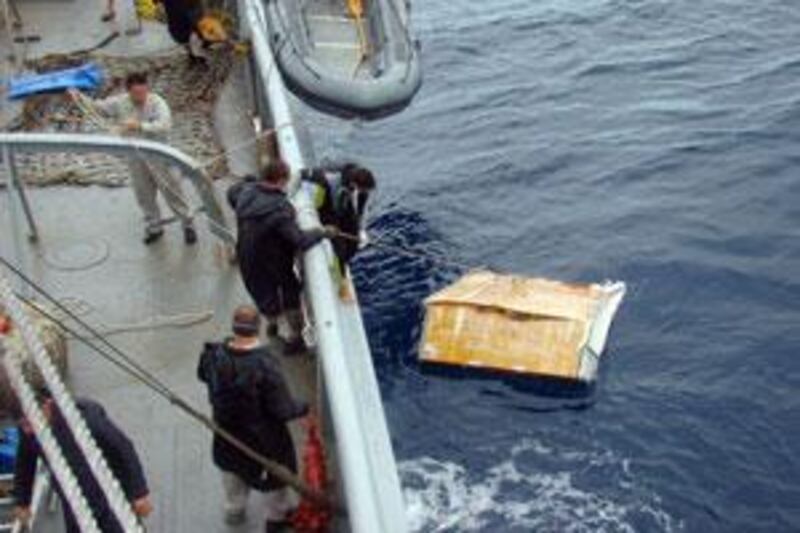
325, 0, 800, 531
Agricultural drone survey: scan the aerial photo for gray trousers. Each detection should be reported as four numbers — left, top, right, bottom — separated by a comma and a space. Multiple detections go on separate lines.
221, 471, 296, 522
266, 308, 305, 343
129, 158, 194, 234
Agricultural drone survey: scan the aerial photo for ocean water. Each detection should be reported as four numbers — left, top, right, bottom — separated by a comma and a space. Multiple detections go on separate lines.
319, 0, 800, 531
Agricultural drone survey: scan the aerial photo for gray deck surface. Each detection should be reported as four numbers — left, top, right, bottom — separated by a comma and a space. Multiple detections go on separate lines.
1, 2, 327, 531
1, 183, 319, 533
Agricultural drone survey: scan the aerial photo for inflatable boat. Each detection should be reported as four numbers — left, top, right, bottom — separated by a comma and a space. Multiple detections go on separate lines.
263, 0, 422, 119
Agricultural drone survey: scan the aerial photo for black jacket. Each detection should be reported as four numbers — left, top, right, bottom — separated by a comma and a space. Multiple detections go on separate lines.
197, 341, 308, 491
228, 178, 325, 313
13, 399, 148, 533
158, 0, 202, 44
302, 171, 369, 267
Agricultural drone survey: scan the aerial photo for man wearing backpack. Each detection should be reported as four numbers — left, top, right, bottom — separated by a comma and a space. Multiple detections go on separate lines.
197, 305, 309, 529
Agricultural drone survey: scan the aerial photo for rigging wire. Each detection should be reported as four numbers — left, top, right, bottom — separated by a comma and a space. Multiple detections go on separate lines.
332, 227, 491, 273
0, 255, 339, 512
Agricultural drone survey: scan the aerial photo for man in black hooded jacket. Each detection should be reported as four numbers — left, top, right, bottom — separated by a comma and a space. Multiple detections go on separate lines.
227, 160, 333, 354
198, 305, 308, 528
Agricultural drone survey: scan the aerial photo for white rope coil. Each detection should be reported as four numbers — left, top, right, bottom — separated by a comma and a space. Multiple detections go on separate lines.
0, 272, 144, 533
0, 337, 101, 533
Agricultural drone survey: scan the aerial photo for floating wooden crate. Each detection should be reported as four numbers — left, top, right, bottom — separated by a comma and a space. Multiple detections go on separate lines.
420, 271, 626, 383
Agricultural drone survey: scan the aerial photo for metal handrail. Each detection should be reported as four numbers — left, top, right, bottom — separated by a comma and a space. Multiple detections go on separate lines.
241, 1, 408, 531
0, 132, 234, 244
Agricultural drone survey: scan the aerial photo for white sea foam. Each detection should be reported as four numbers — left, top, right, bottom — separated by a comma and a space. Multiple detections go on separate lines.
399, 439, 682, 533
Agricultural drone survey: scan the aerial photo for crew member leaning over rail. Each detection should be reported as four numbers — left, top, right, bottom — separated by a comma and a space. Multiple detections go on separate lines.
69, 72, 198, 246
10, 389, 152, 533
301, 162, 376, 300
227, 160, 336, 355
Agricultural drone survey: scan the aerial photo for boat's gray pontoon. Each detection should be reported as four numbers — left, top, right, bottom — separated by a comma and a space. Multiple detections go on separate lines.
263, 0, 422, 119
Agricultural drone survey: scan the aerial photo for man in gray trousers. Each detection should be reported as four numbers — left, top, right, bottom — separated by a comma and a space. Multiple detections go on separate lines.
71, 72, 197, 245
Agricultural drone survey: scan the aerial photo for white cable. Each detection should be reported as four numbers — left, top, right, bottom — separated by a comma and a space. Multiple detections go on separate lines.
0, 340, 101, 533
0, 272, 144, 533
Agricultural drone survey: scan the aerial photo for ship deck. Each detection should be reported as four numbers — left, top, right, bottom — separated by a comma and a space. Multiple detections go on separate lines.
1, 2, 326, 531
1, 185, 323, 533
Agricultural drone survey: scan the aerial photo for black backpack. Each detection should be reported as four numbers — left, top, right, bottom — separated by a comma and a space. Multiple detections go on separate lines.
205, 345, 263, 427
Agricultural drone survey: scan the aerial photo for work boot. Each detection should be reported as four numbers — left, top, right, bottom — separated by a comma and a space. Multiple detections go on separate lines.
266, 323, 280, 339
183, 226, 198, 245
264, 518, 292, 532
143, 230, 164, 245
283, 337, 308, 357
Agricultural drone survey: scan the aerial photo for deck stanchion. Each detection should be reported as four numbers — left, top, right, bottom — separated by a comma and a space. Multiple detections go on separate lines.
3, 146, 39, 242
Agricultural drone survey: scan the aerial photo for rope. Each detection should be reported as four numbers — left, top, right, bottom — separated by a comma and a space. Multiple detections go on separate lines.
77, 310, 214, 338
0, 256, 339, 512
345, 0, 370, 77
0, 342, 101, 533
332, 228, 489, 273
0, 271, 144, 532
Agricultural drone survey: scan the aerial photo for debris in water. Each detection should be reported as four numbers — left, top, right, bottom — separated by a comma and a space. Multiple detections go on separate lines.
420, 271, 626, 383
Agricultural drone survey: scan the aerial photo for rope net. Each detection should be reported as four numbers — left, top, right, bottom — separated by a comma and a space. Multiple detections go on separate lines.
8, 49, 236, 186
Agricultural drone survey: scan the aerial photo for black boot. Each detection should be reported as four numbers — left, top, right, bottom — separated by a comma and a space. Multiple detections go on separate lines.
143, 230, 164, 245
183, 226, 198, 245
283, 337, 308, 357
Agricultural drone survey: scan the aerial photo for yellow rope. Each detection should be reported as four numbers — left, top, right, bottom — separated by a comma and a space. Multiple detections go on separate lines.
346, 0, 370, 74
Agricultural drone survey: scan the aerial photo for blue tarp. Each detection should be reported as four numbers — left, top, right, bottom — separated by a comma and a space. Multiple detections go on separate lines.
0, 427, 20, 474
7, 63, 104, 100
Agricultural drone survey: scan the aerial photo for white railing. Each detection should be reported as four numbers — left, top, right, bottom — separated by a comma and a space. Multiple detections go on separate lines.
0, 133, 234, 244
240, 1, 408, 531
